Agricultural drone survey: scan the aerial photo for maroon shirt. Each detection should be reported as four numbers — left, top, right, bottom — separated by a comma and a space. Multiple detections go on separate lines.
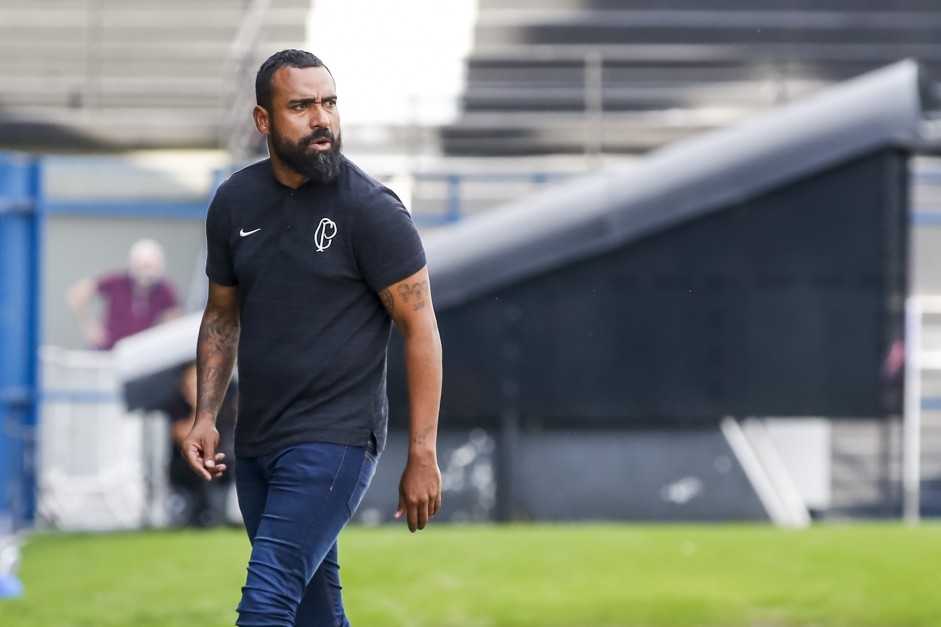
96, 272, 179, 350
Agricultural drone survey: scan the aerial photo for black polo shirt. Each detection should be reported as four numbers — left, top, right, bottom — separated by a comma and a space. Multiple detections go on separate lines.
205, 157, 426, 456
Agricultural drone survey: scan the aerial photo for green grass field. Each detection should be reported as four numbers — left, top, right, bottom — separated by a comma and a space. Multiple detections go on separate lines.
3, 523, 940, 626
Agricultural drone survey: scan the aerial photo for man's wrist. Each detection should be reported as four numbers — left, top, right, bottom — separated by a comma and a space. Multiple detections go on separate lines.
194, 410, 217, 425
407, 441, 437, 461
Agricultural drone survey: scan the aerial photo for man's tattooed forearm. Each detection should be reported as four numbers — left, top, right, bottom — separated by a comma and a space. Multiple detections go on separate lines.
196, 309, 239, 415
205, 316, 238, 349
411, 424, 435, 447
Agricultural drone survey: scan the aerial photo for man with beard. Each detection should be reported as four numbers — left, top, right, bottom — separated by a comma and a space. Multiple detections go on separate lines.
182, 49, 442, 626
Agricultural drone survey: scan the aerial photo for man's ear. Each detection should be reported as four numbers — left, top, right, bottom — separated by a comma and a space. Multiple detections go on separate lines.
252, 105, 270, 136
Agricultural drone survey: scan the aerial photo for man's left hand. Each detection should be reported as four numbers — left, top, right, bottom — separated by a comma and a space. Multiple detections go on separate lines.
394, 452, 442, 532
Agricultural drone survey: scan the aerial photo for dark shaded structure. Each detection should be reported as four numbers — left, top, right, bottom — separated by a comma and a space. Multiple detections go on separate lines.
385, 61, 928, 521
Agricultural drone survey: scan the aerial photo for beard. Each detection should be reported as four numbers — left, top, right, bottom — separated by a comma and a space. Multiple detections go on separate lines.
270, 125, 343, 184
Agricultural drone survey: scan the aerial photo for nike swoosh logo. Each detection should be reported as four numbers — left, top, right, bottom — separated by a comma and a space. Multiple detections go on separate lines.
239, 228, 262, 237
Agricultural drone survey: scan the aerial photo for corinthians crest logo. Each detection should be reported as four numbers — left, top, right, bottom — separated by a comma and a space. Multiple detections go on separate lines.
313, 218, 338, 252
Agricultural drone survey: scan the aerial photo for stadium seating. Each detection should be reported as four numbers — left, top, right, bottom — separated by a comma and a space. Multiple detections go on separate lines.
442, 0, 941, 155
0, 0, 309, 152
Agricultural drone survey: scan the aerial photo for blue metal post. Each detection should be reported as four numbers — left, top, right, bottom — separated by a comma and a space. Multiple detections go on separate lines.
0, 153, 40, 533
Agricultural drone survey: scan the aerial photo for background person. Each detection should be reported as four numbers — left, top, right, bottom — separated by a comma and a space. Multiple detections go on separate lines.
165, 361, 236, 528
66, 238, 181, 350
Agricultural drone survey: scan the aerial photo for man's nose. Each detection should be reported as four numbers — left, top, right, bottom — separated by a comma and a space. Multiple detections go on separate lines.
309, 103, 331, 127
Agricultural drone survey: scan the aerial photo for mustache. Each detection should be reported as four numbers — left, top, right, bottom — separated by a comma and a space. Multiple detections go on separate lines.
301, 128, 336, 144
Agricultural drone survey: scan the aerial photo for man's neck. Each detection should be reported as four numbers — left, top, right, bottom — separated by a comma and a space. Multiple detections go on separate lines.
269, 157, 308, 190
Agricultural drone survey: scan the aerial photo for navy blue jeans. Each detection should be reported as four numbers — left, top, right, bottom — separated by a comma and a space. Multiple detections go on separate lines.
234, 439, 378, 626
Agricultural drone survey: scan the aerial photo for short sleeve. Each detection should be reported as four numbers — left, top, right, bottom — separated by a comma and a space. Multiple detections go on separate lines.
96, 272, 124, 295
354, 189, 426, 292
205, 188, 237, 286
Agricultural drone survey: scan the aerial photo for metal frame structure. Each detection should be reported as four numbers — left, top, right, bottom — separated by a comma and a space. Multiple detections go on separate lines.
0, 154, 41, 533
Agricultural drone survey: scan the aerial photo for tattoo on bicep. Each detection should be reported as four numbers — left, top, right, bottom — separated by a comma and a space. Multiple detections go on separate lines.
396, 280, 428, 311
379, 288, 394, 315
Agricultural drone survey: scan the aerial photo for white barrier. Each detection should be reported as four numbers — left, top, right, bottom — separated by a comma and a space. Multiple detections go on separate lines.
903, 296, 941, 525
37, 347, 168, 531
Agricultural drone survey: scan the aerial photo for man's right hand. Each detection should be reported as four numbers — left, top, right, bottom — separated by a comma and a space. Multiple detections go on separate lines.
181, 418, 226, 480
82, 322, 106, 349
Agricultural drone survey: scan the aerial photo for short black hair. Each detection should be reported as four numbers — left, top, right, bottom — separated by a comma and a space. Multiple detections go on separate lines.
255, 49, 331, 110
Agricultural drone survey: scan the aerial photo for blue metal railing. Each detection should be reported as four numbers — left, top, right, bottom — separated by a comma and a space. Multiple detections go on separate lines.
25, 158, 941, 227
411, 171, 571, 225
39, 199, 211, 220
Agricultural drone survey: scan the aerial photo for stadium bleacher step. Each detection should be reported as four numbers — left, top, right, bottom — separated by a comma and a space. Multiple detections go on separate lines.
0, 0, 308, 151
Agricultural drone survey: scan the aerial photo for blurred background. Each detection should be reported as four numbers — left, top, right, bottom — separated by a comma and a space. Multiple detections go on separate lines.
3, 0, 941, 554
